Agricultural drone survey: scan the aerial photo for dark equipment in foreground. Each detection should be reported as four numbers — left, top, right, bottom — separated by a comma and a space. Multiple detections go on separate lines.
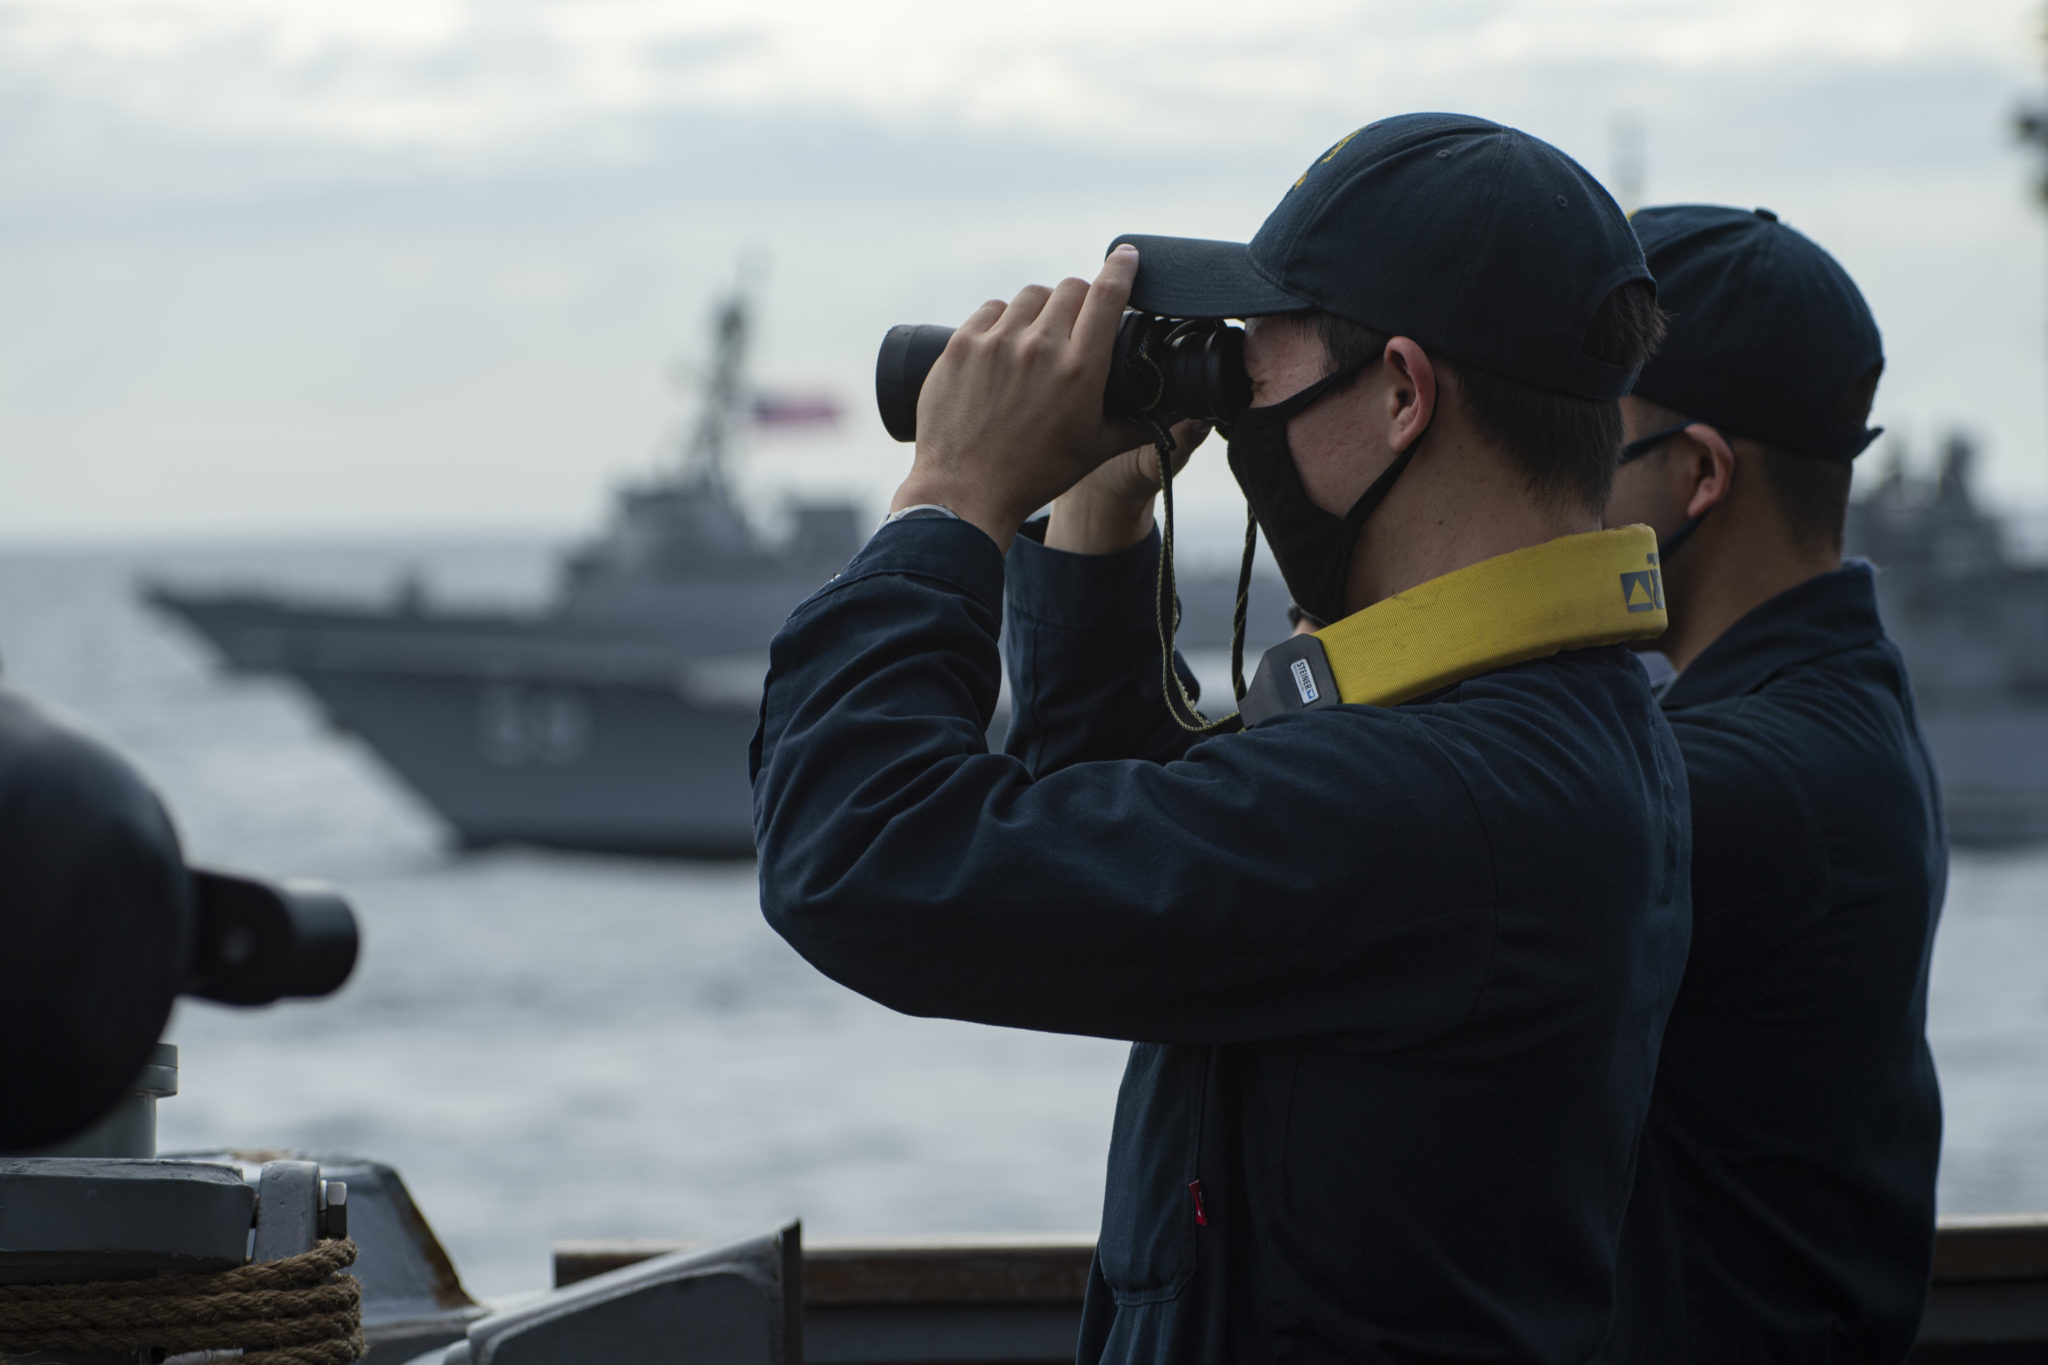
0, 684, 381, 1362
0, 684, 801, 1363
0, 686, 358, 1153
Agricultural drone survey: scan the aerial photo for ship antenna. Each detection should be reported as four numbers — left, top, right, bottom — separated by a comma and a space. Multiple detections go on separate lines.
2017, 5, 2048, 444
1610, 110, 1646, 217
682, 285, 750, 496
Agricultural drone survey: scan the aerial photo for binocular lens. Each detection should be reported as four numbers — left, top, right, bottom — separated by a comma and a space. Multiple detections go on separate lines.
875, 325, 956, 444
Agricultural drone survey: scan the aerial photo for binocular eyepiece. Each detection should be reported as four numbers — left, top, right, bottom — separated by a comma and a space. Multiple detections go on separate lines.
875, 311, 1251, 443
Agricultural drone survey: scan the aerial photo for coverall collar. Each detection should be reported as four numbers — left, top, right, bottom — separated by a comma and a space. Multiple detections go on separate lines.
1661, 559, 1886, 709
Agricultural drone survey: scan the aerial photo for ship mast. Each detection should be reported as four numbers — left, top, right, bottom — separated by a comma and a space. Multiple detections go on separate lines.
2017, 5, 2048, 434
1609, 111, 1646, 217
681, 288, 750, 497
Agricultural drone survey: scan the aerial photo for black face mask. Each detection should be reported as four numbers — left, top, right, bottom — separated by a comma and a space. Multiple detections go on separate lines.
1224, 361, 1430, 627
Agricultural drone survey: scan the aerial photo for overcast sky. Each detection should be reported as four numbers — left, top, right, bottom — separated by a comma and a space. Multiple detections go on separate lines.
4, 0, 2047, 549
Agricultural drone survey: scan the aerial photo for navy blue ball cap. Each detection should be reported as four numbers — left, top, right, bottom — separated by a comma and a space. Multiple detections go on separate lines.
1111, 112, 1652, 402
1107, 234, 1306, 318
1630, 205, 1884, 463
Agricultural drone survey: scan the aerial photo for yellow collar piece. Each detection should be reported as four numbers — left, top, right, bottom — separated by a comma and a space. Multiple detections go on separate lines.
1310, 524, 1667, 709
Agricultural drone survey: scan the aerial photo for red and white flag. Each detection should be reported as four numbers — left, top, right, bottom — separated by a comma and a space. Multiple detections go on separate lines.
750, 393, 842, 428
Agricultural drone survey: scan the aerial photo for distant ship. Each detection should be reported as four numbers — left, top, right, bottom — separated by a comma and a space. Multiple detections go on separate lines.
1846, 435, 2048, 845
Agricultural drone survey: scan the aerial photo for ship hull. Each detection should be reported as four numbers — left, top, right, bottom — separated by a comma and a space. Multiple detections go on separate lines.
298, 667, 760, 858
149, 588, 771, 858
1920, 710, 2048, 847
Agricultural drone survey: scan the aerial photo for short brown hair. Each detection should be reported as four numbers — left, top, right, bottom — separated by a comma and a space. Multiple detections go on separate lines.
1750, 362, 1878, 551
1316, 283, 1667, 510
1754, 443, 1853, 551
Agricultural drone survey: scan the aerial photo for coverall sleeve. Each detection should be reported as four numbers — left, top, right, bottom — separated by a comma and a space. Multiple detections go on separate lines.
1002, 521, 1206, 774
750, 518, 1497, 1047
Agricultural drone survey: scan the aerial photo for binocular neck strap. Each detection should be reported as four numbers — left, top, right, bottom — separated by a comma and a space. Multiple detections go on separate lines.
1237, 525, 1670, 726
1149, 418, 1252, 735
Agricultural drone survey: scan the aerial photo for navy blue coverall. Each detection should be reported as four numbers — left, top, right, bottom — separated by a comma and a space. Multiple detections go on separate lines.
751, 517, 1692, 1364
1601, 562, 1946, 1362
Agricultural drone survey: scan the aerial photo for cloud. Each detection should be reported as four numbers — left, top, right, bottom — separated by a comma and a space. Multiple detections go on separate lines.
1, 0, 2044, 541
2, 0, 2035, 154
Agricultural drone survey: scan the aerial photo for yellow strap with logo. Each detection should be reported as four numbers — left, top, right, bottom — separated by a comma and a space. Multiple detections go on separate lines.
1240, 525, 1667, 724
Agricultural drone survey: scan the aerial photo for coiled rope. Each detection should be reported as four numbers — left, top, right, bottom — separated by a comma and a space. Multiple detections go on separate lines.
0, 1238, 363, 1364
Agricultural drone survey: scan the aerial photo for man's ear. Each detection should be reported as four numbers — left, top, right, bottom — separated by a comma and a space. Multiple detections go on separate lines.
1678, 423, 1736, 518
1382, 337, 1438, 453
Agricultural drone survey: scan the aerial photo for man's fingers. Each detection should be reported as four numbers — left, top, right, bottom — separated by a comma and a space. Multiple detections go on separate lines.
1103, 419, 1156, 461
1167, 419, 1211, 462
1113, 420, 1210, 487
1033, 276, 1091, 341
1072, 244, 1138, 361
955, 297, 1007, 338
993, 283, 1054, 334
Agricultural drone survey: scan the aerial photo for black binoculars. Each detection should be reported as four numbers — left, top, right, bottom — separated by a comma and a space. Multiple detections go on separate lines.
875, 311, 1251, 443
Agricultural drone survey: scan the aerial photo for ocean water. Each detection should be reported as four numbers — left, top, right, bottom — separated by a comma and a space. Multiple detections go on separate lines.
1, 540, 2044, 1302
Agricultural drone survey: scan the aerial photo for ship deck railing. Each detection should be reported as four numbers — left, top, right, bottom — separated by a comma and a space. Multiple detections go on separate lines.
553, 1214, 2048, 1364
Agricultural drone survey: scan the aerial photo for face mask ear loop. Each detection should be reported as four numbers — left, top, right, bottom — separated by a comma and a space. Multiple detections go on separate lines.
1359, 397, 1436, 518
1150, 417, 1243, 735
1314, 402, 1433, 611
1660, 510, 1706, 559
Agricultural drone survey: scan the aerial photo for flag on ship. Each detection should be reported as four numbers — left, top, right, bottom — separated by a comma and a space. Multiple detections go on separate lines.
750, 393, 842, 428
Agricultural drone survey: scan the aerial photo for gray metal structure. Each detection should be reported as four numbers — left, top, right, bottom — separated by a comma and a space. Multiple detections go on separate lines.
555, 1222, 2048, 1365
1, 1050, 506, 1365
0, 1047, 440, 1365
167, 1149, 493, 1364
407, 1224, 801, 1365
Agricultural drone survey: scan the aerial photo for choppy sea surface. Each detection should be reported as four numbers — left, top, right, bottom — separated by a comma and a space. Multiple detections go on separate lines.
2, 539, 2044, 1303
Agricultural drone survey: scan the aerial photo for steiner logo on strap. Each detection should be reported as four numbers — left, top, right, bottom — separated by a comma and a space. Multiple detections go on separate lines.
1619, 554, 1666, 614
1290, 657, 1320, 704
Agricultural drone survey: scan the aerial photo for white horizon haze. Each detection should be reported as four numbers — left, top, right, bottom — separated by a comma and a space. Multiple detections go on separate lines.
3, 0, 2047, 552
